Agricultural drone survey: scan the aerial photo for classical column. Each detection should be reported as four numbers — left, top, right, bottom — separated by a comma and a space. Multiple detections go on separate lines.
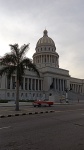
41, 80, 43, 91
31, 78, 32, 91
10, 77, 12, 89
79, 85, 80, 93
58, 79, 60, 91
57, 79, 59, 91
64, 80, 67, 90
75, 84, 76, 92
35, 79, 36, 91
45, 55, 46, 63
80, 85, 82, 93
50, 55, 51, 63
51, 55, 52, 63
47, 55, 49, 63
27, 78, 29, 90
43, 55, 45, 63
49, 55, 50, 63
39, 55, 41, 63
63, 80, 64, 91
36, 79, 38, 90
60, 79, 61, 91
81, 85, 82, 93
54, 56, 55, 63
56, 78, 57, 90
38, 79, 39, 91
46, 55, 47, 63
77, 85, 78, 93
23, 77, 25, 90
61, 79, 63, 91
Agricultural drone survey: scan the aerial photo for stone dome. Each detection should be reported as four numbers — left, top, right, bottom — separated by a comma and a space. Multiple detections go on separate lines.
36, 29, 55, 48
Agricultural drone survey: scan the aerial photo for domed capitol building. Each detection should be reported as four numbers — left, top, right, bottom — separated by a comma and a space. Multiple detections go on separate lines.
0, 30, 84, 102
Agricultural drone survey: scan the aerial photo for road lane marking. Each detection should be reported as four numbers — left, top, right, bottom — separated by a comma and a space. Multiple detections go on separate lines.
0, 126, 11, 130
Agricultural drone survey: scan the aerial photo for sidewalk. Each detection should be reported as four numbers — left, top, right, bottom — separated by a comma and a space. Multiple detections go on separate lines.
0, 100, 84, 118
0, 101, 32, 107
0, 102, 55, 118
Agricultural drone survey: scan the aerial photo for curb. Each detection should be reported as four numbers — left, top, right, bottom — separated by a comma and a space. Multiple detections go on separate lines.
0, 110, 55, 119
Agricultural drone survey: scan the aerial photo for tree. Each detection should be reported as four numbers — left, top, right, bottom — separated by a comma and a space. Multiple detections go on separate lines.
0, 44, 40, 111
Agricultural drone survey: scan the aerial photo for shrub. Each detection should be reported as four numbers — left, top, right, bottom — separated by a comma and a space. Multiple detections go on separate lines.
19, 100, 34, 102
0, 100, 9, 103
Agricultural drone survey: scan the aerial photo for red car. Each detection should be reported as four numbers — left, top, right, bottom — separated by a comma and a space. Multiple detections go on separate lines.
33, 100, 54, 107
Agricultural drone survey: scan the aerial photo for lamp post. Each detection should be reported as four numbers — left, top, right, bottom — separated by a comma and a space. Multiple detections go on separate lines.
65, 88, 68, 103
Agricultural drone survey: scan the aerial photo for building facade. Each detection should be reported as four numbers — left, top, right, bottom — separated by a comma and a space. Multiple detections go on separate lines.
0, 30, 84, 102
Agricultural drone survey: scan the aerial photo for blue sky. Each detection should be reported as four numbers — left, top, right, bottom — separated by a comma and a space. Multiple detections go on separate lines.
0, 0, 84, 78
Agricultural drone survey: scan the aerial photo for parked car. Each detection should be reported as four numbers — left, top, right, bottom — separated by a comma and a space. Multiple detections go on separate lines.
32, 100, 54, 107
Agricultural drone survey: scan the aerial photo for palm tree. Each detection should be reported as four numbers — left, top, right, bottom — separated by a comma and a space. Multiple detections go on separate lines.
0, 44, 40, 111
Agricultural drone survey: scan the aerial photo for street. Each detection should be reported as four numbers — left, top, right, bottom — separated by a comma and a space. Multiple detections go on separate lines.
0, 104, 84, 150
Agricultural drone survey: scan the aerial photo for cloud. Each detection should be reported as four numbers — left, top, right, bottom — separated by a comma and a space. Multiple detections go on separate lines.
0, 0, 84, 78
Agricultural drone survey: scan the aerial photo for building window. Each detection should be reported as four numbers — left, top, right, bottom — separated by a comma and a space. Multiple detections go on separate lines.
39, 80, 41, 90
52, 56, 54, 63
7, 77, 10, 89
0, 77, 1, 88
32, 79, 35, 90
59, 79, 60, 91
21, 78, 23, 90
7, 93, 10, 97
45, 56, 46, 62
21, 93, 23, 97
25, 78, 28, 90
29, 78, 31, 90
56, 78, 58, 90
33, 93, 35, 97
25, 93, 27, 97
36, 79, 38, 90
12, 93, 15, 97
12, 76, 16, 89
61, 79, 63, 91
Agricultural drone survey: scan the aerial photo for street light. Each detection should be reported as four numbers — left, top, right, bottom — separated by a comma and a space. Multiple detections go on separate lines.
65, 88, 68, 103
65, 88, 72, 103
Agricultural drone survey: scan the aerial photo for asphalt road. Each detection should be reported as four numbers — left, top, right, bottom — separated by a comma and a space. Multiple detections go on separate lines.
0, 104, 84, 150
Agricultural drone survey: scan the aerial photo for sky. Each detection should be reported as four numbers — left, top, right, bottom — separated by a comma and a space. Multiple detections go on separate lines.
0, 0, 84, 79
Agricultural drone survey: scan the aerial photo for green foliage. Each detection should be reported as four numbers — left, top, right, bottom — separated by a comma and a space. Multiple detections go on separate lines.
0, 43, 40, 111
19, 100, 35, 102
0, 43, 40, 82
0, 100, 9, 103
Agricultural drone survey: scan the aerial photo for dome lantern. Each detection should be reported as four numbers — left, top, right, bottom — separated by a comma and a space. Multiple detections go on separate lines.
36, 29, 56, 48
43, 29, 48, 36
